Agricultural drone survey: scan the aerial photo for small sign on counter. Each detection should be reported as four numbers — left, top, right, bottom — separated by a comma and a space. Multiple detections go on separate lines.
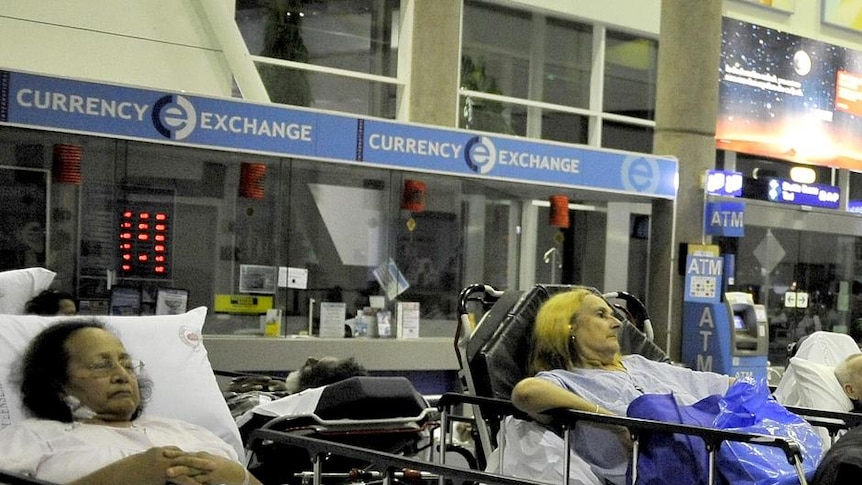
214, 294, 273, 314
320, 302, 346, 338
396, 302, 420, 339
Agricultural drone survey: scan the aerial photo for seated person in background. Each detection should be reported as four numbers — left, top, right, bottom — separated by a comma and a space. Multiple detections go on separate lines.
25, 289, 77, 316
511, 288, 733, 485
0, 320, 263, 485
834, 353, 862, 413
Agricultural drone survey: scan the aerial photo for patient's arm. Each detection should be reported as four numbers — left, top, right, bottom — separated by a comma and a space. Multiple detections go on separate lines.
512, 377, 632, 450
512, 377, 606, 423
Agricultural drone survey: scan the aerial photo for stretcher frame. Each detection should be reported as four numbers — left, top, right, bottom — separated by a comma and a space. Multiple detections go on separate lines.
248, 427, 551, 485
447, 283, 862, 485
436, 393, 808, 485
0, 470, 59, 485
239, 375, 441, 484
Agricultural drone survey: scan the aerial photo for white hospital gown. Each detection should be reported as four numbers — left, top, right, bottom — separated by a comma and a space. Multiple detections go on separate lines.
0, 415, 238, 484
536, 354, 730, 485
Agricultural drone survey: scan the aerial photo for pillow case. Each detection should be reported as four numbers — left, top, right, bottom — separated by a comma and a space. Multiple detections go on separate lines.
793, 331, 861, 367
775, 356, 853, 412
0, 307, 243, 458
0, 268, 56, 314
773, 355, 855, 450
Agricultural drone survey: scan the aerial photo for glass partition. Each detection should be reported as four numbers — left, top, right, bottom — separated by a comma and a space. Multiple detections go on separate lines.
0, 126, 655, 337
718, 206, 862, 367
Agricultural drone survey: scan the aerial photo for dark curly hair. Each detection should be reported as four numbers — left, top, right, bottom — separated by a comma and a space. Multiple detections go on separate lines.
25, 289, 76, 316
18, 319, 151, 422
297, 356, 368, 392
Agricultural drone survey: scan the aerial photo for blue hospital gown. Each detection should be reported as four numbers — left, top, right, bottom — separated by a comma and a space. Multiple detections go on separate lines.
536, 354, 730, 485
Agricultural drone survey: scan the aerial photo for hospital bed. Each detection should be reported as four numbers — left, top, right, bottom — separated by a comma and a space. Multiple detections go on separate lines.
239, 375, 439, 485
449, 283, 667, 469
439, 283, 853, 485
0, 306, 470, 485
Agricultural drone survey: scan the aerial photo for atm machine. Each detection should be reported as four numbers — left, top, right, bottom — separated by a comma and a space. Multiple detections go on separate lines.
682, 290, 769, 381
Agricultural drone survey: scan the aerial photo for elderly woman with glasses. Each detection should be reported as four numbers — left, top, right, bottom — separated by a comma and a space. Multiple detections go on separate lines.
0, 320, 262, 485
511, 288, 734, 485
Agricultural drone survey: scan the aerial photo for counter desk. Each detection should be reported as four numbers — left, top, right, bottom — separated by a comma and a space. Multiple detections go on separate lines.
203, 335, 460, 394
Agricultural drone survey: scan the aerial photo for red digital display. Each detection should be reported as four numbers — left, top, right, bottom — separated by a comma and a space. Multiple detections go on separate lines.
118, 207, 171, 278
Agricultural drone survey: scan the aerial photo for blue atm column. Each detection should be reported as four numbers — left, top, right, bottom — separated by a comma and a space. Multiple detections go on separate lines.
681, 255, 768, 380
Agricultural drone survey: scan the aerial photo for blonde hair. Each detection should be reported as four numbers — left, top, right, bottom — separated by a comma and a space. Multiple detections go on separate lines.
527, 287, 595, 375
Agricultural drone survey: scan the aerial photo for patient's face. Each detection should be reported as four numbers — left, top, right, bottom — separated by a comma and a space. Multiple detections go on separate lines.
571, 295, 621, 358
62, 328, 141, 423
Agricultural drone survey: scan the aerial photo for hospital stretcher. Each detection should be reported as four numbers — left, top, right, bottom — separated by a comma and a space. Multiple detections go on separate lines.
437, 283, 862, 485
239, 375, 440, 485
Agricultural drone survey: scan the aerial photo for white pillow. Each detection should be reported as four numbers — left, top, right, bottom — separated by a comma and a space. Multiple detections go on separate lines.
773, 355, 855, 450
793, 331, 861, 367
775, 356, 853, 412
0, 307, 243, 458
0, 267, 56, 314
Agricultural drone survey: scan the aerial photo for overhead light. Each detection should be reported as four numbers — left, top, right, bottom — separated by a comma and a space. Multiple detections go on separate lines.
789, 166, 816, 184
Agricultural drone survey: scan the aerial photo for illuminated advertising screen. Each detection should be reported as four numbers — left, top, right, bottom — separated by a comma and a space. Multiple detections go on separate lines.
717, 17, 862, 170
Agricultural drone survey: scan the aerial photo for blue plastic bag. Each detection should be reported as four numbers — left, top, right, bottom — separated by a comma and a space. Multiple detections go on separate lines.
626, 379, 824, 485
626, 392, 719, 485
714, 378, 824, 485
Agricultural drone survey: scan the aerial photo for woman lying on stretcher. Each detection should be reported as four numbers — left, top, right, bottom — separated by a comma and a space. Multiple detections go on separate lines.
512, 288, 734, 485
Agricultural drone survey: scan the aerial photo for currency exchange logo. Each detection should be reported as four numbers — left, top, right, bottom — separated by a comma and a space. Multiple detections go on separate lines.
151, 95, 197, 140
464, 136, 497, 175
621, 156, 660, 193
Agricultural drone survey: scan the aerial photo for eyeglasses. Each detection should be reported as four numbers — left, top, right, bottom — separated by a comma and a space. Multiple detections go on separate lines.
83, 359, 145, 377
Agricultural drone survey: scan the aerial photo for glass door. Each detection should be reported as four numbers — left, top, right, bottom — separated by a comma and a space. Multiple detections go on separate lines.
718, 202, 862, 367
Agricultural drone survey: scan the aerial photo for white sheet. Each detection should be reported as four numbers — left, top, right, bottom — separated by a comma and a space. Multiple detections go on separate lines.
486, 416, 603, 485
235, 386, 324, 428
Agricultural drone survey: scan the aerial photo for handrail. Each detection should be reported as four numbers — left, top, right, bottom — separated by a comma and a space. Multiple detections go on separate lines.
0, 470, 59, 485
437, 392, 525, 418
437, 392, 808, 485
784, 405, 862, 440
546, 408, 803, 467
248, 428, 551, 485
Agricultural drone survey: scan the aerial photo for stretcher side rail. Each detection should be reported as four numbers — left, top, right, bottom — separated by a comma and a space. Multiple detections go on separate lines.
435, 392, 808, 485
0, 469, 59, 485
435, 392, 526, 470
548, 407, 807, 485
783, 405, 862, 441
248, 428, 551, 485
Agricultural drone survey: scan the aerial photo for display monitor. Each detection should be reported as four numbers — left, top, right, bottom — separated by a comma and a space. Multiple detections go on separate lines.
725, 291, 767, 356
717, 17, 862, 170
730, 303, 759, 352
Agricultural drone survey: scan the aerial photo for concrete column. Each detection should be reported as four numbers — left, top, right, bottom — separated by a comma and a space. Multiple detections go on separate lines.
649, 0, 723, 359
404, 0, 461, 126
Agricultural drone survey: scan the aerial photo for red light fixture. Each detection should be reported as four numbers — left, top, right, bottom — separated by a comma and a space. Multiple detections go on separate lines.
53, 144, 83, 185
549, 195, 570, 228
401, 179, 427, 212
239, 162, 267, 199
